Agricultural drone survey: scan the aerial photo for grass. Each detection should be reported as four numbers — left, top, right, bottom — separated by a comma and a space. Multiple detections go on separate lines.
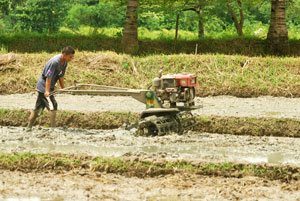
1, 25, 300, 56
60, 26, 204, 41
1, 51, 300, 97
2, 108, 300, 138
1, 27, 300, 55
0, 153, 299, 182
59, 26, 300, 41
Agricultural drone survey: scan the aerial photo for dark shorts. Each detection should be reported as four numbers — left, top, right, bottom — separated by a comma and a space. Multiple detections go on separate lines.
34, 92, 57, 115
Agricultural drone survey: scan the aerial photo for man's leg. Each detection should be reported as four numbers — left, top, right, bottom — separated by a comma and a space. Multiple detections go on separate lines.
27, 92, 44, 130
48, 95, 58, 128
50, 110, 56, 128
27, 110, 38, 129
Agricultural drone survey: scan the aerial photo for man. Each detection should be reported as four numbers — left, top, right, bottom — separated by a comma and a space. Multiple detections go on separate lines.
27, 46, 75, 130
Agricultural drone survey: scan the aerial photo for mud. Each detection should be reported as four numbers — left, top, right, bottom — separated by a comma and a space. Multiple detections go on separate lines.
2, 94, 300, 200
2, 93, 300, 118
0, 93, 145, 113
1, 170, 300, 201
1, 126, 300, 165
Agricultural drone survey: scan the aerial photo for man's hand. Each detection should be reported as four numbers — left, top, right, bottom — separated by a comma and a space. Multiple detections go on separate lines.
44, 91, 50, 98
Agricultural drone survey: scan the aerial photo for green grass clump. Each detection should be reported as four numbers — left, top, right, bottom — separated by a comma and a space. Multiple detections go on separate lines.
0, 153, 299, 182
2, 108, 300, 138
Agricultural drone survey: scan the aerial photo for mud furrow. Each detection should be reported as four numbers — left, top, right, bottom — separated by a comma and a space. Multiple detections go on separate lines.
2, 93, 300, 118
1, 126, 300, 166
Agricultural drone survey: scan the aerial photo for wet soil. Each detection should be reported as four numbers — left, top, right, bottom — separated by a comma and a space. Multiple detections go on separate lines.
1, 126, 300, 165
0, 93, 145, 113
2, 93, 300, 118
2, 94, 300, 200
1, 170, 300, 201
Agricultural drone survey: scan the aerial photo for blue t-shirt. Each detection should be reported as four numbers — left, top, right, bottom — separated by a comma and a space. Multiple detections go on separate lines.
36, 54, 68, 93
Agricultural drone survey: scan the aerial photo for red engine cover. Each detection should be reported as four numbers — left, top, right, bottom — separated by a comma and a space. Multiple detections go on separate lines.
175, 73, 197, 87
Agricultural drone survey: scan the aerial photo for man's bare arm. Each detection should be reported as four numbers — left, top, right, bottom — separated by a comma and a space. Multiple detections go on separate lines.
45, 78, 52, 97
59, 77, 65, 89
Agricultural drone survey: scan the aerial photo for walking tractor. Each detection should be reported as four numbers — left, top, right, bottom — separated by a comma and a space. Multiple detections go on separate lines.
55, 72, 201, 136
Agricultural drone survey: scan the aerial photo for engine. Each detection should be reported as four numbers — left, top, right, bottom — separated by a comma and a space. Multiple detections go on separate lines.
152, 73, 197, 108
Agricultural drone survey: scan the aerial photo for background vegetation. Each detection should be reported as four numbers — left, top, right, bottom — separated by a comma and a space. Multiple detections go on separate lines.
0, 0, 299, 37
0, 0, 299, 55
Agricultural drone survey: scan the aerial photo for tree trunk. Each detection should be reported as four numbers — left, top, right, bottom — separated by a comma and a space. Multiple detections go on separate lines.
267, 0, 289, 55
175, 14, 180, 44
182, 7, 205, 38
122, 0, 139, 54
48, 14, 53, 34
198, 19, 204, 38
236, 23, 243, 36
225, 0, 244, 36
197, 6, 204, 38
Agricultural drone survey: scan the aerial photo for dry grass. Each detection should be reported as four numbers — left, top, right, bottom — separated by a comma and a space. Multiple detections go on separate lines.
1, 51, 300, 97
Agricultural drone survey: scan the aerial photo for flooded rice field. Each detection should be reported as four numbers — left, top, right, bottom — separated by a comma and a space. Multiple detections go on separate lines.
2, 93, 300, 118
2, 126, 300, 200
2, 94, 300, 200
1, 126, 300, 165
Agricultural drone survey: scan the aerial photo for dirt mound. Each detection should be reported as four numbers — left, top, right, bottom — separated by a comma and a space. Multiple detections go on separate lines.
86, 52, 120, 72
0, 53, 19, 72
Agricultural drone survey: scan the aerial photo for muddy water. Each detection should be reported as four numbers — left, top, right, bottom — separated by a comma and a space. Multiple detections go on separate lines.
2, 93, 300, 118
1, 126, 300, 165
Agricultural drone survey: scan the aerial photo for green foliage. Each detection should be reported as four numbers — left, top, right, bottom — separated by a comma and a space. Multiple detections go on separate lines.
0, 0, 10, 17
0, 19, 6, 33
10, 0, 67, 33
65, 2, 126, 31
0, 0, 299, 43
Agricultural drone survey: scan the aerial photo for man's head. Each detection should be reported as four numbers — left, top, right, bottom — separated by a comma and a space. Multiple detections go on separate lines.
62, 46, 75, 62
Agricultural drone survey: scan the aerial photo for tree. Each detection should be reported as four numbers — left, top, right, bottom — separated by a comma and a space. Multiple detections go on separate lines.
267, 0, 289, 55
0, 0, 10, 19
11, 0, 67, 33
182, 2, 206, 38
65, 2, 125, 33
122, 0, 139, 54
225, 0, 244, 36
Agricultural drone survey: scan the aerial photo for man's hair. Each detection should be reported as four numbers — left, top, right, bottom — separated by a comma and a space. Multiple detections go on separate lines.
62, 46, 75, 55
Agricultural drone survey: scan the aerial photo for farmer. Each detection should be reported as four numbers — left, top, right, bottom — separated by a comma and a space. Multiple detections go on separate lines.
27, 46, 75, 130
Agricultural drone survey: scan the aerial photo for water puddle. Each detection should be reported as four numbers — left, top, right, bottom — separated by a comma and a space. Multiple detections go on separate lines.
1, 126, 299, 165
0, 141, 298, 165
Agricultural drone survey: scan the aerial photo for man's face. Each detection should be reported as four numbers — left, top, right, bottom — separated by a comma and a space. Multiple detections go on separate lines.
64, 53, 74, 62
